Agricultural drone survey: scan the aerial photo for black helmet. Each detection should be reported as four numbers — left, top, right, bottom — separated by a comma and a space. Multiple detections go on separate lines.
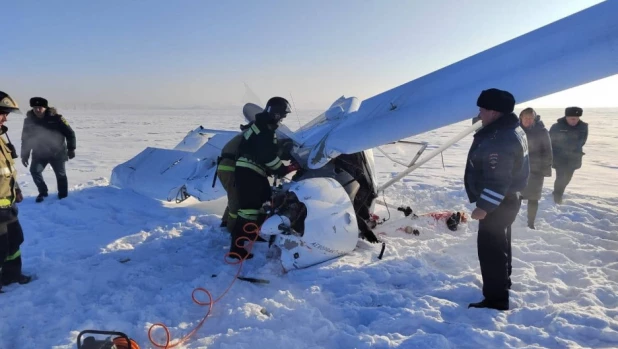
264, 97, 291, 123
0, 91, 21, 114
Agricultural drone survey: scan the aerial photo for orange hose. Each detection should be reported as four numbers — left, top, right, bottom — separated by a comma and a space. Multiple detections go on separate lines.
147, 222, 261, 348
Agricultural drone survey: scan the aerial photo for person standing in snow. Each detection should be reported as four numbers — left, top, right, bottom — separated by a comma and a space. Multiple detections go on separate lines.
216, 122, 254, 233
519, 108, 552, 229
0, 91, 32, 292
21, 97, 76, 202
549, 107, 588, 204
230, 97, 300, 260
464, 88, 529, 311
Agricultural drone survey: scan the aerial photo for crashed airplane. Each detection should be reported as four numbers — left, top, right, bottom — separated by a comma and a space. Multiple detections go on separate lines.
111, 1, 618, 272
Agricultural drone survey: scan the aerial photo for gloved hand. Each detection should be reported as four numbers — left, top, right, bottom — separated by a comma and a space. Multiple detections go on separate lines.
21, 157, 29, 167
15, 189, 23, 203
68, 149, 75, 159
284, 162, 301, 174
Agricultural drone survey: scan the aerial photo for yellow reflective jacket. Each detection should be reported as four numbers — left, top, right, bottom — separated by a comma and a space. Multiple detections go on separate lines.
0, 126, 19, 209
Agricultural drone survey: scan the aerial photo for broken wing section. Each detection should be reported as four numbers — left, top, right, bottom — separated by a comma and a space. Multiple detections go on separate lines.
110, 127, 237, 202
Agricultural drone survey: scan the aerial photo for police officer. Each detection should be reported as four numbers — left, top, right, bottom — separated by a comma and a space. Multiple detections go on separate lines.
230, 97, 300, 260
464, 88, 529, 311
549, 107, 588, 204
21, 97, 76, 202
0, 91, 32, 292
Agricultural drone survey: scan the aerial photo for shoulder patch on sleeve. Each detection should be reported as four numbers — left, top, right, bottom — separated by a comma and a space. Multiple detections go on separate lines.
60, 117, 70, 126
488, 153, 499, 169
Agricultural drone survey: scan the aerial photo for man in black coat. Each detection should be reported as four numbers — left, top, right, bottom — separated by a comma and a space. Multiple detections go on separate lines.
465, 88, 530, 311
519, 108, 552, 229
549, 107, 588, 204
21, 97, 77, 202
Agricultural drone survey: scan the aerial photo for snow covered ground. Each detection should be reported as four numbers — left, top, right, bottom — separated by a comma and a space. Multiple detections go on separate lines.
1, 106, 616, 349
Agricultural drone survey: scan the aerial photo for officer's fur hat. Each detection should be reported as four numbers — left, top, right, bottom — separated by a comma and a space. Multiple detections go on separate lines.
565, 106, 583, 117
30, 97, 48, 108
476, 88, 515, 114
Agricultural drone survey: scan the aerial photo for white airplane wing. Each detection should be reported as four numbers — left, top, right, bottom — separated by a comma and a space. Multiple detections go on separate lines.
302, 1, 618, 168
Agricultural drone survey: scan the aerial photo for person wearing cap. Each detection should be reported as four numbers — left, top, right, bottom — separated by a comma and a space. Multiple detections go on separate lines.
0, 91, 32, 291
519, 108, 552, 229
21, 97, 76, 202
464, 88, 530, 311
229, 97, 300, 260
549, 107, 588, 204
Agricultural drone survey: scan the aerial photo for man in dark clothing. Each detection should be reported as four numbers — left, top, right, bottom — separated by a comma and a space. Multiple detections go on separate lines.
549, 107, 588, 204
21, 97, 76, 202
464, 88, 529, 311
519, 108, 552, 229
231, 97, 300, 260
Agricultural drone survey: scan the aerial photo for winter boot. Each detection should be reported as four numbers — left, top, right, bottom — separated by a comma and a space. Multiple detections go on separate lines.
35, 193, 48, 203
2, 274, 32, 286
468, 298, 509, 311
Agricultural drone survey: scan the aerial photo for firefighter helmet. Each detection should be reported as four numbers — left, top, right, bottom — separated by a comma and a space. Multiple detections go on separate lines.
0, 91, 21, 114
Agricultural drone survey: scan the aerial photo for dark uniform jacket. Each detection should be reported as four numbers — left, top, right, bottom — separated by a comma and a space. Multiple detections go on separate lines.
523, 116, 552, 176
21, 108, 76, 161
549, 117, 588, 170
465, 113, 530, 213
520, 116, 552, 201
236, 113, 289, 177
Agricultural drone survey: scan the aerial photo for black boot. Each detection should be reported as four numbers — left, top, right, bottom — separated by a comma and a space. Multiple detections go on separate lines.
35, 193, 48, 203
527, 200, 538, 229
1, 254, 31, 286
2, 274, 32, 286
468, 299, 509, 311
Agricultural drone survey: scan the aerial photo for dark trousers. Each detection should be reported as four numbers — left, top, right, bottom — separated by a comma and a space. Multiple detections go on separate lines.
0, 219, 24, 286
553, 168, 576, 199
477, 194, 521, 304
230, 167, 272, 254
217, 167, 238, 233
30, 156, 68, 196
527, 200, 538, 226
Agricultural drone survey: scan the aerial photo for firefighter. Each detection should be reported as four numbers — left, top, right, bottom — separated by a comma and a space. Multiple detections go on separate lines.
230, 97, 300, 260
216, 122, 253, 233
0, 91, 32, 292
464, 88, 529, 310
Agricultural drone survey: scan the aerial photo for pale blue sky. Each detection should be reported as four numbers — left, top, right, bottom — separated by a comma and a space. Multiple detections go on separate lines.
2, 0, 615, 109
